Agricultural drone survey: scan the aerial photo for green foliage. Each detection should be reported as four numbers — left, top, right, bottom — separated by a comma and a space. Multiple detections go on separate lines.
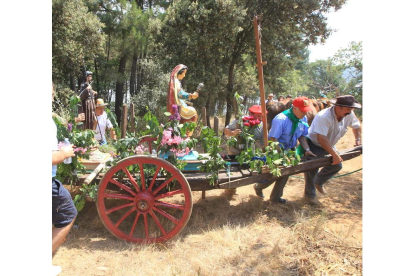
198, 127, 226, 186
226, 93, 257, 150
73, 183, 98, 212
53, 116, 98, 186
52, 0, 105, 81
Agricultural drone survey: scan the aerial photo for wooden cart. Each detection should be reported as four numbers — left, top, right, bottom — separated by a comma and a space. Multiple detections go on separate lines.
79, 138, 362, 244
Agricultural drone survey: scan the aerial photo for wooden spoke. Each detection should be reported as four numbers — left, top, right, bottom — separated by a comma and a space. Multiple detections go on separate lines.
153, 207, 179, 225
129, 212, 141, 238
148, 165, 161, 192
149, 210, 167, 236
140, 164, 146, 191
154, 189, 184, 201
108, 178, 136, 196
152, 176, 175, 196
103, 193, 135, 201
143, 213, 149, 239
154, 201, 185, 211
106, 202, 135, 215
122, 168, 140, 193
115, 207, 135, 228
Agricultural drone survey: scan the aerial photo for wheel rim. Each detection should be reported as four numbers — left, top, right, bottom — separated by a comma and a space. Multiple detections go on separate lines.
138, 136, 157, 154
96, 156, 192, 243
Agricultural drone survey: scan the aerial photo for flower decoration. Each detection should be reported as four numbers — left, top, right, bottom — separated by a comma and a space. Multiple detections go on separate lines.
241, 116, 261, 127
169, 104, 181, 121
135, 145, 148, 155
67, 123, 73, 133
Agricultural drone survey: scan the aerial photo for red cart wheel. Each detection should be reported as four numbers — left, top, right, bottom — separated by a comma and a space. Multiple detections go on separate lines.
138, 136, 157, 154
96, 156, 192, 244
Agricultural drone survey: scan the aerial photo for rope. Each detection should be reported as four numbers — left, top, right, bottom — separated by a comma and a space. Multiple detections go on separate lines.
289, 168, 362, 179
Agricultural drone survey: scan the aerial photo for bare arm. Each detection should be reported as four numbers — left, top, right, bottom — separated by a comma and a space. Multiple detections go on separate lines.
353, 127, 362, 146
224, 128, 242, 137
110, 128, 117, 140
317, 134, 342, 165
52, 146, 75, 165
298, 136, 316, 157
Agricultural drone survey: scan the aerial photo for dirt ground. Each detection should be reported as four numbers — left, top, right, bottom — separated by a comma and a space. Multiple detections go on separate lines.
54, 124, 363, 276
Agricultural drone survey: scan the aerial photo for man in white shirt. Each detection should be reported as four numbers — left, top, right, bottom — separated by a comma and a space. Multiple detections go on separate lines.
93, 99, 117, 145
304, 95, 362, 205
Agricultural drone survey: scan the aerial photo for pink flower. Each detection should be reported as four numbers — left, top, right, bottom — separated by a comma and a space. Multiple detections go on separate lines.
172, 136, 183, 145
135, 145, 148, 155
74, 147, 87, 154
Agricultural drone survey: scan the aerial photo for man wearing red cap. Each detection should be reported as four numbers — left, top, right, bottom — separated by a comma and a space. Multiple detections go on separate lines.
303, 95, 361, 205
224, 104, 266, 154
253, 97, 316, 203
223, 105, 266, 197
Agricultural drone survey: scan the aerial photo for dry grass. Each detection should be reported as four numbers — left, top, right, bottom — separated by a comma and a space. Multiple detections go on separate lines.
54, 125, 363, 276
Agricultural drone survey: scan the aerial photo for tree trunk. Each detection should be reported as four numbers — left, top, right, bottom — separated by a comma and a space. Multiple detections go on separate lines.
104, 31, 111, 100
225, 61, 236, 126
205, 94, 211, 128
69, 74, 76, 92
130, 52, 138, 96
115, 54, 128, 126
137, 52, 146, 92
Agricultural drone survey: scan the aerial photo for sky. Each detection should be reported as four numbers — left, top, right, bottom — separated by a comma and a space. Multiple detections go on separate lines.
308, 0, 364, 62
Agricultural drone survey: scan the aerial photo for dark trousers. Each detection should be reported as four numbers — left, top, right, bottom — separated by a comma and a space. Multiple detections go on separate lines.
304, 140, 342, 198
255, 175, 290, 201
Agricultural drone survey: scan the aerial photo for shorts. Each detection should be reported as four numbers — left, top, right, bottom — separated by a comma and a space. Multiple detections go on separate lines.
52, 178, 77, 228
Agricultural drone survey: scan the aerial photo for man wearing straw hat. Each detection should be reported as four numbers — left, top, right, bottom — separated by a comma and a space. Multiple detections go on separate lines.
93, 98, 117, 145
265, 93, 275, 105
303, 95, 362, 205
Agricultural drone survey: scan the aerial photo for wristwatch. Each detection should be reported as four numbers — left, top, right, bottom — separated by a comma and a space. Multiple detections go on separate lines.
305, 148, 310, 152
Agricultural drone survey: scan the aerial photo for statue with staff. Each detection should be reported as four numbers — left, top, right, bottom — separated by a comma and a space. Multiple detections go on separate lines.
79, 71, 97, 130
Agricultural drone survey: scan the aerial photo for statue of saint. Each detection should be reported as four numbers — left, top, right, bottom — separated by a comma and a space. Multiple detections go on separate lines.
167, 64, 200, 124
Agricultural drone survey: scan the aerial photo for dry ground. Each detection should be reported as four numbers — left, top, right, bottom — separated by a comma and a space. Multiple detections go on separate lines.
54, 122, 363, 276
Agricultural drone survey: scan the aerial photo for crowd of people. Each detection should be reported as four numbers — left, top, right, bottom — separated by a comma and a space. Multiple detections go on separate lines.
265, 93, 293, 104
224, 94, 362, 205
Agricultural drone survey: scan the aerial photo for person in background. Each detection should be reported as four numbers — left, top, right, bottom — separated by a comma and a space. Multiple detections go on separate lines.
265, 93, 275, 105
52, 84, 77, 276
224, 105, 266, 155
286, 95, 293, 101
254, 97, 316, 203
93, 98, 117, 145
223, 105, 266, 198
303, 95, 362, 205
277, 95, 285, 102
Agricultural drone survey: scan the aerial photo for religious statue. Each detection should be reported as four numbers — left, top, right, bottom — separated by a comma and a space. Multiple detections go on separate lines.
79, 71, 97, 130
167, 64, 203, 125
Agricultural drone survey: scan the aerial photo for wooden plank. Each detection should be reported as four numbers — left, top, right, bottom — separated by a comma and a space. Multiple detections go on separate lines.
121, 103, 128, 138
83, 162, 105, 185
130, 102, 135, 134
253, 16, 268, 146
217, 147, 362, 189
